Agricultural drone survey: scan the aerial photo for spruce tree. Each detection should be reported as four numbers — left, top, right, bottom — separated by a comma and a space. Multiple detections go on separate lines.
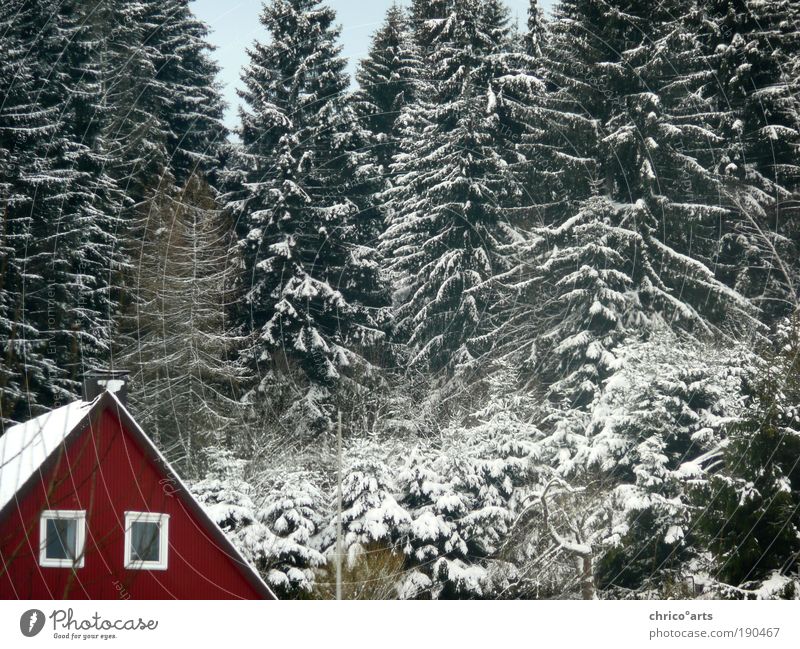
94, 0, 172, 210
0, 0, 63, 426
229, 0, 388, 437
409, 0, 450, 49
525, 0, 548, 59
352, 5, 421, 173
503, 0, 761, 410
319, 444, 409, 553
396, 446, 470, 598
381, 0, 529, 374
695, 315, 800, 595
588, 334, 748, 593
152, 0, 228, 185
693, 0, 800, 323
17, 0, 125, 403
256, 471, 327, 597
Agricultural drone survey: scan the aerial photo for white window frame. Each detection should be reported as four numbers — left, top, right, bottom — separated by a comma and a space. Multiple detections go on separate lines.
39, 510, 86, 569
123, 512, 169, 571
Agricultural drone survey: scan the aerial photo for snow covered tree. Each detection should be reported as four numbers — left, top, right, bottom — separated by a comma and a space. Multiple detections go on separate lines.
192, 447, 261, 537
496, 0, 762, 416
408, 0, 449, 49
229, 0, 389, 438
254, 470, 327, 597
0, 3, 70, 426
13, 0, 126, 403
101, 0, 229, 358
396, 446, 471, 598
151, 0, 228, 186
62, 0, 243, 474
381, 0, 530, 374
691, 0, 800, 323
352, 5, 421, 172
695, 314, 800, 596
320, 443, 409, 554
584, 334, 749, 594
315, 441, 409, 598
82, 0, 168, 213
193, 449, 327, 598
86, 0, 227, 211
395, 372, 543, 599
525, 0, 548, 59
460, 400, 542, 563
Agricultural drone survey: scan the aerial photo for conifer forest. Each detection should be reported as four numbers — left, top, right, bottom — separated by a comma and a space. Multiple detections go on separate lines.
2, 0, 800, 600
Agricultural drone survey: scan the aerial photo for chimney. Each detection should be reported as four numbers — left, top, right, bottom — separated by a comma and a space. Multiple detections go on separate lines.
82, 368, 130, 405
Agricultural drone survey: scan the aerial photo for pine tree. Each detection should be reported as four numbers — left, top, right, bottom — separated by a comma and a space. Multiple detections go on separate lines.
695, 315, 800, 595
395, 373, 542, 599
193, 450, 327, 597
81, 0, 164, 211
320, 444, 409, 553
381, 0, 529, 374
396, 446, 470, 598
229, 0, 388, 438
99, 1, 235, 453
152, 0, 228, 185
120, 176, 244, 473
409, 0, 450, 49
100, 0, 228, 333
586, 334, 748, 593
0, 0, 63, 426
525, 0, 548, 59
55, 0, 125, 378
255, 470, 327, 596
313, 441, 409, 598
17, 0, 125, 403
693, 0, 800, 323
192, 447, 261, 535
500, 0, 761, 411
352, 5, 421, 173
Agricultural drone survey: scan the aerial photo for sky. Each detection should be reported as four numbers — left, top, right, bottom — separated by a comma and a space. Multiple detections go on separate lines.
193, 0, 554, 131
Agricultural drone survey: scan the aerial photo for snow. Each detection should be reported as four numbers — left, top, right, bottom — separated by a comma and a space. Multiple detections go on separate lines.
411, 510, 451, 542
755, 572, 795, 599
664, 525, 684, 544
486, 86, 497, 114
98, 379, 125, 394
398, 570, 432, 600
0, 398, 94, 512
441, 558, 486, 596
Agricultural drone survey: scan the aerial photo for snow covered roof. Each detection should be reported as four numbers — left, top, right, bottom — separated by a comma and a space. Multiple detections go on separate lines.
0, 398, 95, 513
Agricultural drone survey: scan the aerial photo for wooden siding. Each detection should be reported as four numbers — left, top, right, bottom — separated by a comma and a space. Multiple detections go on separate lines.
0, 408, 267, 599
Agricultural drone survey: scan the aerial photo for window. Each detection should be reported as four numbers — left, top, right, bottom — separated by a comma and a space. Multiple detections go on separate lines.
39, 510, 86, 568
124, 512, 169, 570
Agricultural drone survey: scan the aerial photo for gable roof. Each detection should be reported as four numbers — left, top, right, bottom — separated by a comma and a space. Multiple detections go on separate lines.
0, 392, 275, 600
0, 399, 94, 513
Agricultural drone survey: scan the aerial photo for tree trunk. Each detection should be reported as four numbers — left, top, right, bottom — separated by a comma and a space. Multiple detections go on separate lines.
579, 554, 595, 600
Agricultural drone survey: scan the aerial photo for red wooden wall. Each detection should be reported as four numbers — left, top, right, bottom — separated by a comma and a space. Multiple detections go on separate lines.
0, 408, 265, 599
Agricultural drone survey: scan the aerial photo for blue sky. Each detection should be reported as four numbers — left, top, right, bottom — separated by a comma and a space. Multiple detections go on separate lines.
193, 0, 554, 131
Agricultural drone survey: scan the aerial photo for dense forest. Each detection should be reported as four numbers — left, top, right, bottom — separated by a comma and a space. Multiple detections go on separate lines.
1, 0, 800, 599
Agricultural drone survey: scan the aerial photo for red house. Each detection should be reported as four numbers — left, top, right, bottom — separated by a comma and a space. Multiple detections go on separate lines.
0, 379, 275, 600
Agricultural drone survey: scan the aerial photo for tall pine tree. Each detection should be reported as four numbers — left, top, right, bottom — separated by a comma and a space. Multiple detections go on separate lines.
352, 5, 421, 174
381, 0, 530, 374
229, 0, 388, 437
0, 0, 63, 426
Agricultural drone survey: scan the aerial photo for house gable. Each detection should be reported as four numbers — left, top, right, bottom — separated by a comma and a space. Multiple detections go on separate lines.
0, 395, 274, 599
